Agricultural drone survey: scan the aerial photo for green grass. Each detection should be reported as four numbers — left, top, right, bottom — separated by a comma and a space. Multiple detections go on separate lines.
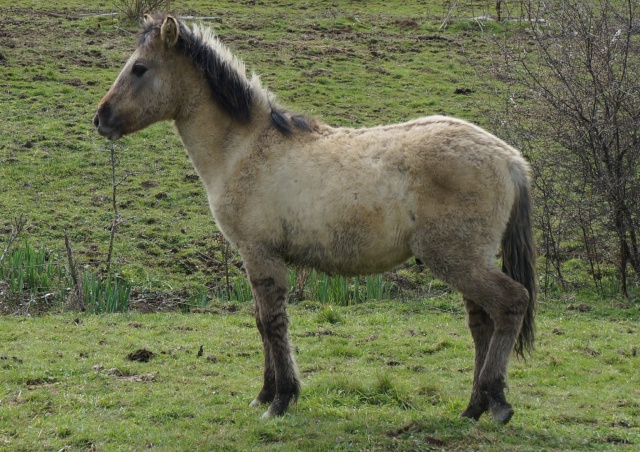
0, 242, 133, 314
1, 300, 638, 450
2, 1, 640, 448
0, 0, 499, 298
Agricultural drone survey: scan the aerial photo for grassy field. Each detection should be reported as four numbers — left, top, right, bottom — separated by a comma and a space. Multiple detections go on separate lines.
1, 300, 639, 450
0, 0, 496, 298
1, 0, 640, 450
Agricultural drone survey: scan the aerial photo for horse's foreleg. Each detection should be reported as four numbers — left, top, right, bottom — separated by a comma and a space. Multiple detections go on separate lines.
249, 302, 276, 407
461, 298, 494, 420
243, 246, 300, 417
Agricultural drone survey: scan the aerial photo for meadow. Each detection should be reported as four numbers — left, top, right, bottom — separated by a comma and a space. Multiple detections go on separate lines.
1, 0, 639, 450
1, 301, 638, 450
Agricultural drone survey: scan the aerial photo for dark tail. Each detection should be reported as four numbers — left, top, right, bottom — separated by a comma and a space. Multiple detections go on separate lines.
501, 172, 537, 359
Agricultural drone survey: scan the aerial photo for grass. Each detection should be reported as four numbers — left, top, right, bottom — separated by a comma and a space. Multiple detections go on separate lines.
0, 242, 132, 314
1, 299, 638, 450
1, 0, 497, 298
2, 0, 640, 449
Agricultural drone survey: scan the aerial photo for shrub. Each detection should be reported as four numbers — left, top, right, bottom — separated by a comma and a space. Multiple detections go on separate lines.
115, 0, 171, 22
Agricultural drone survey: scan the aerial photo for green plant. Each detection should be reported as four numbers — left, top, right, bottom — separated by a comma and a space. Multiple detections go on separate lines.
0, 243, 66, 312
82, 271, 132, 313
301, 271, 395, 306
316, 305, 343, 324
211, 276, 253, 303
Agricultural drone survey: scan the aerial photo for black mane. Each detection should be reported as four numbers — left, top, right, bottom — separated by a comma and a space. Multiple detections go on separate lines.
140, 15, 316, 135
270, 106, 317, 136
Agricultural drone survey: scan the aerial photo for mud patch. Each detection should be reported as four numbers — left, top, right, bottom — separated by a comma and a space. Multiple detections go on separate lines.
25, 376, 56, 386
100, 367, 156, 382
126, 348, 155, 362
567, 303, 591, 312
1, 356, 24, 364
599, 435, 633, 445
387, 421, 445, 446
298, 329, 339, 337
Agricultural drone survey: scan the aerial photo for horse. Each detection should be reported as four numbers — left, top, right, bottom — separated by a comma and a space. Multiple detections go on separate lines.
94, 13, 537, 424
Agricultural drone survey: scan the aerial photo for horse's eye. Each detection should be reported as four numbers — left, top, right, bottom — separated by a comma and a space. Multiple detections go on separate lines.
132, 64, 148, 77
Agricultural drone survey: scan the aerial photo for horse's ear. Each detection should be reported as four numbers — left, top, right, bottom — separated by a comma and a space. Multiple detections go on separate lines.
161, 15, 180, 48
143, 14, 153, 26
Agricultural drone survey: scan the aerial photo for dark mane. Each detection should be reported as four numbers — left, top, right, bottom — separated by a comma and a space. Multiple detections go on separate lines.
270, 106, 318, 136
140, 15, 317, 136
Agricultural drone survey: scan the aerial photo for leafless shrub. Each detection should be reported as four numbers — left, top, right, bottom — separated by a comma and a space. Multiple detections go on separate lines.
115, 0, 171, 21
486, 0, 640, 296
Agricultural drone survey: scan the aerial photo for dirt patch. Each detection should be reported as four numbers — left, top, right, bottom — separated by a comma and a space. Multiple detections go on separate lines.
1, 356, 24, 364
25, 376, 56, 386
600, 435, 632, 445
567, 303, 591, 312
298, 329, 338, 337
387, 421, 445, 446
394, 18, 420, 30
141, 180, 160, 189
126, 348, 155, 362
63, 78, 86, 88
97, 366, 156, 381
584, 347, 600, 357
453, 87, 474, 95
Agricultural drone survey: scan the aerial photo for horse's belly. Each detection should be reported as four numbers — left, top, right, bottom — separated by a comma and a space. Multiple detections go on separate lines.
283, 228, 412, 276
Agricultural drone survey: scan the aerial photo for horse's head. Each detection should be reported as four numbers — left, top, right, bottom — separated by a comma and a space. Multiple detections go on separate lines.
94, 15, 185, 140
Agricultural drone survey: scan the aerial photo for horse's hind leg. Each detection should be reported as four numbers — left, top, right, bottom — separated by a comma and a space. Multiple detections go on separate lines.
461, 298, 494, 420
242, 245, 300, 417
456, 267, 529, 424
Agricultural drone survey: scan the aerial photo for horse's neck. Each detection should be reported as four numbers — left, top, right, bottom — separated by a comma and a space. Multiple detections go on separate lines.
173, 100, 263, 194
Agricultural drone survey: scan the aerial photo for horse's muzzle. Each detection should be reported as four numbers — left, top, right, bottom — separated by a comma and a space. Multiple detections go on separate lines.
93, 103, 123, 141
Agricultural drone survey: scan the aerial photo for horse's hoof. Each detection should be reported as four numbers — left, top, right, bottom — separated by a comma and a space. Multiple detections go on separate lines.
249, 399, 261, 407
490, 404, 514, 424
261, 410, 273, 419
460, 407, 483, 421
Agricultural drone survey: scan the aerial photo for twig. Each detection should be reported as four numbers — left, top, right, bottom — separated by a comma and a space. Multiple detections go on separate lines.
106, 142, 120, 275
1, 214, 27, 264
220, 235, 232, 300
64, 230, 83, 311
439, 0, 458, 31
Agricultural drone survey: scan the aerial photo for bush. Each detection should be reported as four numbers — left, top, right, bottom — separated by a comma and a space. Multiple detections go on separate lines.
115, 0, 170, 22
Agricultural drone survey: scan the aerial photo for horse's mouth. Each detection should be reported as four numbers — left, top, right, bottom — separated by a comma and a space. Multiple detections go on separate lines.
94, 113, 124, 141
97, 126, 124, 141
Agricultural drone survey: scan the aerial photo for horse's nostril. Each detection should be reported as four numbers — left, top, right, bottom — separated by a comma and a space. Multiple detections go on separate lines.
93, 114, 100, 128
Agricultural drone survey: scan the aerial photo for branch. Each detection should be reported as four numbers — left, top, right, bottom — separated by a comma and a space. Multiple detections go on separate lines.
0, 215, 27, 264
106, 142, 120, 275
64, 230, 84, 310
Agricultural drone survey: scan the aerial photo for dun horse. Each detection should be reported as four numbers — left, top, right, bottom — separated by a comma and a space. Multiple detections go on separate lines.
94, 14, 537, 423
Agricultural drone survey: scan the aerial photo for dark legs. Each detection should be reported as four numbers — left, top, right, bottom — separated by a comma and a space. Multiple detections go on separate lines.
461, 298, 493, 420
456, 268, 529, 424
249, 301, 276, 407
242, 245, 300, 417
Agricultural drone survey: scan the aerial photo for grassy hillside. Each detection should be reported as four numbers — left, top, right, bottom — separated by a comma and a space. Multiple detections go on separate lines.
0, 0, 498, 300
1, 1, 639, 450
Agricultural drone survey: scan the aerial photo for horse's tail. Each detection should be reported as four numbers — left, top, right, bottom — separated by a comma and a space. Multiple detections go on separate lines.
502, 162, 537, 359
